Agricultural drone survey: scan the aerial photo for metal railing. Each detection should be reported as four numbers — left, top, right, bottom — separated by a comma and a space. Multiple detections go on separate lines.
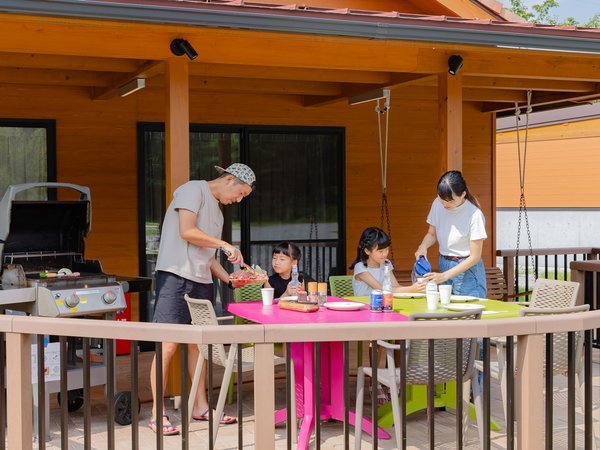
497, 247, 600, 299
0, 310, 599, 449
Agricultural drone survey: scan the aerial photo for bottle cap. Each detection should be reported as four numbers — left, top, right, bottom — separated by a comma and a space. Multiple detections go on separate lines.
317, 282, 328, 294
307, 281, 318, 293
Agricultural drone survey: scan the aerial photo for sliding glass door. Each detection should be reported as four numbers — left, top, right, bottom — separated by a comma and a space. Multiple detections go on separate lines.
138, 124, 344, 321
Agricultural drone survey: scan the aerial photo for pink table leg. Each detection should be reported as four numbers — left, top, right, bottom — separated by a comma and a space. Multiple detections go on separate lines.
326, 342, 391, 440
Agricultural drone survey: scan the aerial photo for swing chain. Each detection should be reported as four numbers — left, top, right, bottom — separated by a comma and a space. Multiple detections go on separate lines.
376, 90, 395, 264
514, 90, 535, 280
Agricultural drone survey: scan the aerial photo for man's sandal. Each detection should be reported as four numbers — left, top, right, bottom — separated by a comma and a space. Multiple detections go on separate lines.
148, 414, 180, 436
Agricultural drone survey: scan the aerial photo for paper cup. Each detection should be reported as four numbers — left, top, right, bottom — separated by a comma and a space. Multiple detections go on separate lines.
439, 285, 452, 306
261, 288, 274, 306
426, 292, 439, 310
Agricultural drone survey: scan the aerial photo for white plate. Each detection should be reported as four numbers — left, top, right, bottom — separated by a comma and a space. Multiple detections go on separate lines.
446, 303, 485, 312
450, 295, 479, 302
279, 296, 298, 301
393, 292, 426, 299
324, 302, 365, 311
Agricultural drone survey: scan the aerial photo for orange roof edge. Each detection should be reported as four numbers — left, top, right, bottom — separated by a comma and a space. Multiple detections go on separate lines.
473, 0, 526, 22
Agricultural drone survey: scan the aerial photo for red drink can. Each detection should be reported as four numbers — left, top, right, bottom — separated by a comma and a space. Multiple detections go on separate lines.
382, 291, 393, 312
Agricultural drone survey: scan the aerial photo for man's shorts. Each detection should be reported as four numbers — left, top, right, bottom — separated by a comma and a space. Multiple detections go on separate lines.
153, 270, 214, 324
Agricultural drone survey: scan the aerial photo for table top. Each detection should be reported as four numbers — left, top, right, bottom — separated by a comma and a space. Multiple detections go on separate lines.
227, 296, 409, 325
345, 296, 525, 320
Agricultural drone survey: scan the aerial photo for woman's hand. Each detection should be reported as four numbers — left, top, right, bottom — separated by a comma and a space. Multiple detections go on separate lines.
423, 272, 449, 284
411, 280, 427, 293
414, 245, 428, 260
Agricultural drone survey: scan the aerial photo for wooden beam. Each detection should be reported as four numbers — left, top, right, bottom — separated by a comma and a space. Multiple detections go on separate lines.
186, 76, 342, 96
0, 67, 113, 87
0, 52, 140, 72
6, 333, 32, 450
464, 76, 596, 92
164, 58, 190, 197
464, 88, 526, 103
303, 74, 431, 107
439, 72, 463, 171
92, 60, 163, 100
482, 86, 600, 113
433, 0, 499, 19
189, 63, 391, 84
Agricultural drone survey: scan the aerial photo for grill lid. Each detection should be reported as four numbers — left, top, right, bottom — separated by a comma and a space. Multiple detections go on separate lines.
0, 183, 91, 258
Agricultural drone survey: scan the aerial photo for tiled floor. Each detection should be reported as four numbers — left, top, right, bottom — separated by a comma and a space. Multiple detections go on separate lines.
39, 347, 600, 449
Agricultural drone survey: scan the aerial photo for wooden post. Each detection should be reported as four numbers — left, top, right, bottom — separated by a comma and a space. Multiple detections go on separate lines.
516, 333, 544, 450
164, 57, 190, 197
438, 72, 463, 172
7, 332, 32, 450
254, 343, 275, 450
165, 57, 190, 396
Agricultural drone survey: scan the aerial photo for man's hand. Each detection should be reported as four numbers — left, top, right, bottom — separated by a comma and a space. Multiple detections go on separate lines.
221, 244, 244, 265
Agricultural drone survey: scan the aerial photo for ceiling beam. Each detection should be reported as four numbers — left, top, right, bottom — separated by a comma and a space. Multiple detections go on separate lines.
0, 52, 140, 72
482, 88, 600, 113
0, 67, 113, 86
303, 74, 432, 107
464, 88, 527, 103
189, 64, 392, 85
92, 60, 163, 100
463, 77, 597, 92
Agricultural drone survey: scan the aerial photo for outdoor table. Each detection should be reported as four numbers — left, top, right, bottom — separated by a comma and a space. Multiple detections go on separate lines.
346, 295, 526, 428
227, 296, 408, 450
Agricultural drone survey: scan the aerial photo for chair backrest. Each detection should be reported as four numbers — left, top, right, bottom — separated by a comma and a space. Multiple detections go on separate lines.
520, 304, 589, 375
233, 282, 263, 302
406, 310, 482, 385
329, 275, 354, 297
184, 294, 228, 365
529, 278, 580, 309
485, 266, 507, 300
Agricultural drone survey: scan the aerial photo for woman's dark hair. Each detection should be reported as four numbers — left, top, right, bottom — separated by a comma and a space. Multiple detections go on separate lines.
349, 227, 390, 269
436, 170, 480, 208
272, 242, 301, 261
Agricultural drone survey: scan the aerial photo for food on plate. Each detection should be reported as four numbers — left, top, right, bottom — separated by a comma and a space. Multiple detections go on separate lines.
229, 265, 268, 288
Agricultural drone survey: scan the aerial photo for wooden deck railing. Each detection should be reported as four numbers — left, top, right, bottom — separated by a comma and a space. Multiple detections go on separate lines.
0, 309, 599, 450
497, 247, 600, 298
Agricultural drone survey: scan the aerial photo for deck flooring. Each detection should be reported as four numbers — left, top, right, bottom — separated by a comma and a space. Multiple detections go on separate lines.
39, 346, 600, 449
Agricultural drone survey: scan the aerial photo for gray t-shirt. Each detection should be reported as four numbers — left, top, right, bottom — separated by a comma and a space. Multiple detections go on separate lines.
352, 260, 394, 296
155, 180, 223, 284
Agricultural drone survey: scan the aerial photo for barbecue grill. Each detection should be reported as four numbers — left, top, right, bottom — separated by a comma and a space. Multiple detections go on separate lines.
0, 182, 151, 437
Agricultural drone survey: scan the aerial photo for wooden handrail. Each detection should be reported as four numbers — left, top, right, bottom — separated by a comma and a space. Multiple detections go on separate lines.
497, 247, 600, 257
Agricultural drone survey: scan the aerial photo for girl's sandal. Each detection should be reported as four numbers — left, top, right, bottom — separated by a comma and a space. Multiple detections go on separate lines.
148, 414, 180, 436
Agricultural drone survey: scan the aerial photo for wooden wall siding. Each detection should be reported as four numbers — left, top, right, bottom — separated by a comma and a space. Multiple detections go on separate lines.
497, 118, 600, 208
0, 80, 494, 285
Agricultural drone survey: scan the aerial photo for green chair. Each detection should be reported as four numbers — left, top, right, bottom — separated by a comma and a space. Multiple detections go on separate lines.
329, 275, 354, 298
233, 282, 264, 324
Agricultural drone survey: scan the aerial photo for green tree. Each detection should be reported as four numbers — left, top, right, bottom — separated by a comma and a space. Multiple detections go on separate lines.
506, 0, 599, 27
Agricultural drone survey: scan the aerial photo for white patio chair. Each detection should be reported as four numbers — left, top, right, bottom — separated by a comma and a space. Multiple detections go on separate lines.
354, 310, 484, 449
184, 294, 293, 443
474, 303, 597, 445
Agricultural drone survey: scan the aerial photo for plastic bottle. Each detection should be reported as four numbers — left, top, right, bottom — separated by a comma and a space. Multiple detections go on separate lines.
382, 262, 393, 312
290, 263, 300, 296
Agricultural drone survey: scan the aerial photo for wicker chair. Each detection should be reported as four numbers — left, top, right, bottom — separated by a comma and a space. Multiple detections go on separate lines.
527, 278, 579, 308
475, 303, 594, 443
184, 295, 289, 443
354, 310, 483, 449
329, 275, 354, 298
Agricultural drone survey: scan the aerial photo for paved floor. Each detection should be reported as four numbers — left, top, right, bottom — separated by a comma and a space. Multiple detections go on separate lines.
39, 346, 600, 449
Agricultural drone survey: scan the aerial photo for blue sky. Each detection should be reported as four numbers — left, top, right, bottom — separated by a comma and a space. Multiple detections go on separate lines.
498, 0, 599, 23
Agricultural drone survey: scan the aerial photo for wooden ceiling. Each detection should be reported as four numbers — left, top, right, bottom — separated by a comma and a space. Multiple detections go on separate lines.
0, 12, 599, 114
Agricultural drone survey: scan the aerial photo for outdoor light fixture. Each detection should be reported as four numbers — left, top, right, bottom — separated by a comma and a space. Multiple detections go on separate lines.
118, 78, 145, 97
348, 88, 391, 107
448, 55, 464, 76
170, 38, 198, 61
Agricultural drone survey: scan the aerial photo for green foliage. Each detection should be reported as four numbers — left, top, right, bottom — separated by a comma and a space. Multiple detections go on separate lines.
506, 0, 599, 27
